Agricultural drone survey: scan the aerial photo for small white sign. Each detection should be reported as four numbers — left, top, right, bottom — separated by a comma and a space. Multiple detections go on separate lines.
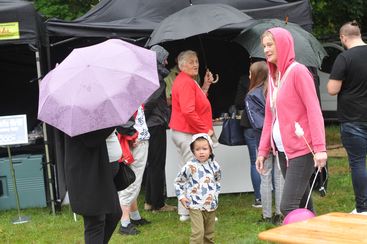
0, 114, 28, 146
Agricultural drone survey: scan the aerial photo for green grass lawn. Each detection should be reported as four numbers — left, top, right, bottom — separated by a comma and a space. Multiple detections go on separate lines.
0, 125, 352, 243
0, 156, 353, 244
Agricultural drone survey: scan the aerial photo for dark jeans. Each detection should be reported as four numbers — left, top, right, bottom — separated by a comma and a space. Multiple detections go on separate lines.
278, 152, 315, 216
145, 125, 167, 209
244, 128, 261, 200
341, 122, 367, 212
83, 211, 122, 244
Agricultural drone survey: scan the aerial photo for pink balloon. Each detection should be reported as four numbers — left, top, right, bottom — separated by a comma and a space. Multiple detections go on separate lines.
283, 208, 315, 225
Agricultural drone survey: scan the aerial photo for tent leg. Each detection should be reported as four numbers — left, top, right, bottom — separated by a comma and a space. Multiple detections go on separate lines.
42, 123, 56, 215
36, 51, 56, 215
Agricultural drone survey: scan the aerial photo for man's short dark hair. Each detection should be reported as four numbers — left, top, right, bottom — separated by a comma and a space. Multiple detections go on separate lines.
340, 20, 361, 37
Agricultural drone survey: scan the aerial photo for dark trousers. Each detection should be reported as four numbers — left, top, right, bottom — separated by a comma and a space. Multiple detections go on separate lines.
145, 125, 167, 209
83, 211, 122, 244
278, 152, 315, 216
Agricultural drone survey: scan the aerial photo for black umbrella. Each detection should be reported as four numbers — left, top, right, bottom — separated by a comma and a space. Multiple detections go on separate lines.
234, 19, 327, 68
146, 3, 254, 47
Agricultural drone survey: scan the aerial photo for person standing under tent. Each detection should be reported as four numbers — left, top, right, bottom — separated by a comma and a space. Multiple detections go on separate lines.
169, 50, 215, 222
144, 45, 177, 212
245, 61, 284, 224
117, 105, 151, 235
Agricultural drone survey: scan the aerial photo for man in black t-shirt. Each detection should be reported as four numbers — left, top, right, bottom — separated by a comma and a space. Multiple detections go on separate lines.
328, 20, 367, 214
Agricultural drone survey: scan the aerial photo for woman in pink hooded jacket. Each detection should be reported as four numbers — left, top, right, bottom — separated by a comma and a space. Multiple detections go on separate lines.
255, 27, 327, 217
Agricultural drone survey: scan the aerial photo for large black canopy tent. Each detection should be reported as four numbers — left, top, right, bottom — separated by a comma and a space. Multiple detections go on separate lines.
0, 0, 55, 213
46, 0, 313, 113
47, 0, 313, 38
0, 0, 45, 129
45, 0, 314, 204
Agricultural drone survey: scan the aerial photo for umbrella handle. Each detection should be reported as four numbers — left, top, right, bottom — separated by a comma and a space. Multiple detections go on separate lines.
212, 74, 219, 84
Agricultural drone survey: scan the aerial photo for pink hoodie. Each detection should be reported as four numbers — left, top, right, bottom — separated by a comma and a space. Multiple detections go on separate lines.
258, 27, 326, 160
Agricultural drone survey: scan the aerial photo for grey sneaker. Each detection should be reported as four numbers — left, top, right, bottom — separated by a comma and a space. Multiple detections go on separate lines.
118, 223, 140, 235
272, 214, 283, 225
252, 199, 262, 208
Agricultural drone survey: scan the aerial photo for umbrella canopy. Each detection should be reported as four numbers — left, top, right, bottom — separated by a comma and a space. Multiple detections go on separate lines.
234, 19, 327, 68
146, 3, 254, 47
38, 39, 159, 137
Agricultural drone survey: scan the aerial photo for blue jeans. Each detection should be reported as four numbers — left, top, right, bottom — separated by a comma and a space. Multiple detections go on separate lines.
244, 128, 261, 200
341, 122, 367, 212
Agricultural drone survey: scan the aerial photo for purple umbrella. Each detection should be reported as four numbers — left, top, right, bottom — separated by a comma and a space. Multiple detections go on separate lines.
38, 39, 159, 137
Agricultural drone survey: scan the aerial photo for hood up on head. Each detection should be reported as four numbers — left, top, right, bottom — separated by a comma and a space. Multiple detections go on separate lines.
266, 27, 295, 79
190, 133, 214, 160
150, 45, 169, 65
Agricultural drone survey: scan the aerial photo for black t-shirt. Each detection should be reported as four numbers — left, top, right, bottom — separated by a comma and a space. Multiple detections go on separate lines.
329, 45, 367, 122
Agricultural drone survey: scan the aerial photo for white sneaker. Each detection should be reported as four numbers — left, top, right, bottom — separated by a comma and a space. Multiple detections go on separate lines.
350, 209, 367, 215
179, 215, 190, 222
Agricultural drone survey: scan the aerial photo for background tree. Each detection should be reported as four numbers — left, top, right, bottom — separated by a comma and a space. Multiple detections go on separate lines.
311, 0, 367, 39
34, 0, 99, 20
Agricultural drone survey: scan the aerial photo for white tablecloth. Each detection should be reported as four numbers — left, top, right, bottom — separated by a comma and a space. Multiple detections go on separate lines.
165, 125, 253, 197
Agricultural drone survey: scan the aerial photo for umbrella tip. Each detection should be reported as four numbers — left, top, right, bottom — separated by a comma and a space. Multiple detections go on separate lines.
285, 16, 289, 24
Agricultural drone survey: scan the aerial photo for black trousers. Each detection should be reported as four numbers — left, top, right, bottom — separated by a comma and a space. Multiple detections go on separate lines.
145, 125, 167, 209
278, 152, 315, 216
83, 210, 121, 244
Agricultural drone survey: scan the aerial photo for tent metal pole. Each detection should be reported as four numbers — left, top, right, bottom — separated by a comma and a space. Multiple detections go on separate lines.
35, 50, 56, 215
50, 37, 80, 47
42, 122, 56, 215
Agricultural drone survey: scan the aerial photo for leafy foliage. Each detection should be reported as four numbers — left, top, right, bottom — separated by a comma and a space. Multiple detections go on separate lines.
34, 0, 99, 20
311, 0, 367, 39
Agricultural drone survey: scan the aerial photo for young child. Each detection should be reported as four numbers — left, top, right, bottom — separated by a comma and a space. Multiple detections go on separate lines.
174, 133, 221, 243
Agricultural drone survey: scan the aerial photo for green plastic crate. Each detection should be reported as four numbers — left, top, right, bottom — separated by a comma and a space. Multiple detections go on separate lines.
0, 154, 46, 210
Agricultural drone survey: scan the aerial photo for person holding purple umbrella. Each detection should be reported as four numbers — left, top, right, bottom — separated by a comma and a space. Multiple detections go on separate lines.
62, 127, 122, 244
